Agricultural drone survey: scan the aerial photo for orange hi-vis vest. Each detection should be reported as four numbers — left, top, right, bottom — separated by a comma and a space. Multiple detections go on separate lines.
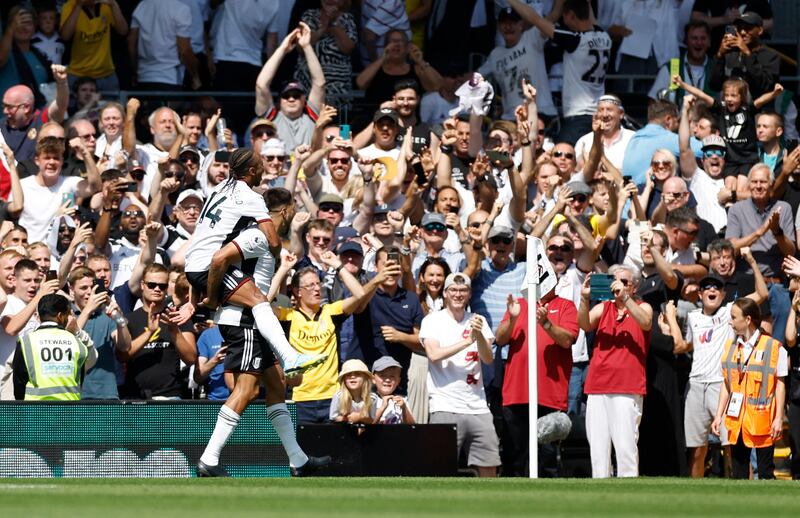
720, 333, 781, 448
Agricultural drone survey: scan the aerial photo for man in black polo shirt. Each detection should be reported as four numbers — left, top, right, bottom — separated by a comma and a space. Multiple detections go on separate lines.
707, 238, 770, 320
120, 264, 196, 399
361, 246, 423, 393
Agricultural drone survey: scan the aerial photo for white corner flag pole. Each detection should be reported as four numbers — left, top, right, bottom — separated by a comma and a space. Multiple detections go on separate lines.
526, 235, 539, 479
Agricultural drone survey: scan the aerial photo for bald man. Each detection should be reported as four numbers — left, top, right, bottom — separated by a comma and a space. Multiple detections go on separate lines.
654, 176, 717, 252
1, 65, 69, 163
122, 100, 179, 200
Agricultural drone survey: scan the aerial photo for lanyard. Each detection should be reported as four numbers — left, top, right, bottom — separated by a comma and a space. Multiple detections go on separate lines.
735, 341, 757, 385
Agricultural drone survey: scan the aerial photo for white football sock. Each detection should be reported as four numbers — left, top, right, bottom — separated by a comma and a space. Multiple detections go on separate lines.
253, 302, 299, 366
200, 405, 240, 466
267, 403, 308, 468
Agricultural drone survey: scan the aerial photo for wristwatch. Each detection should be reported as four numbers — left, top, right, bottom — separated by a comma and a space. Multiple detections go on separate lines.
543, 320, 552, 330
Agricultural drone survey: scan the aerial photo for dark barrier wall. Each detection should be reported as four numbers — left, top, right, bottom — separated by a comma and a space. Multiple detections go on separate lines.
0, 401, 290, 478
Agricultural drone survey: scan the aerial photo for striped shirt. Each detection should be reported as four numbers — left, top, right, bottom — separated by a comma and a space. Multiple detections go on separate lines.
470, 259, 526, 332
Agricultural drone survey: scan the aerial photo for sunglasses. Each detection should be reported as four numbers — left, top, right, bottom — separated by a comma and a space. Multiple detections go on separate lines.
651, 159, 672, 168
424, 223, 446, 232
570, 194, 588, 203
548, 244, 573, 253
145, 281, 167, 290
318, 203, 342, 213
164, 169, 185, 179
252, 127, 276, 139
703, 149, 725, 158
468, 221, 486, 228
264, 155, 285, 162
329, 157, 349, 165
122, 211, 144, 218
311, 236, 332, 244
79, 132, 96, 139
490, 236, 513, 245
677, 227, 699, 237
700, 284, 722, 291
180, 155, 198, 164
281, 91, 303, 100
553, 151, 575, 159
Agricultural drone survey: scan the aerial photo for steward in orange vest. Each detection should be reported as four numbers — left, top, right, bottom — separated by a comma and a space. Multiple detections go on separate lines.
712, 298, 786, 480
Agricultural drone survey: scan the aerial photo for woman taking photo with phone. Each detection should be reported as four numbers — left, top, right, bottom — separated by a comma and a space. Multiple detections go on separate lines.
577, 265, 652, 478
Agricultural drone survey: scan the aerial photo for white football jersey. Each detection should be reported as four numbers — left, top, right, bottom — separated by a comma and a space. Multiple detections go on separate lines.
684, 303, 733, 383
214, 227, 277, 327
552, 25, 612, 118
185, 179, 271, 273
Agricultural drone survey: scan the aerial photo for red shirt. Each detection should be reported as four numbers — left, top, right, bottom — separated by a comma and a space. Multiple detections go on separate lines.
501, 297, 579, 410
584, 300, 650, 396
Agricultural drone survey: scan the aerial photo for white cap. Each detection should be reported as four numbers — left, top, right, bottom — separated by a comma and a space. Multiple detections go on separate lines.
176, 189, 204, 206
260, 138, 286, 156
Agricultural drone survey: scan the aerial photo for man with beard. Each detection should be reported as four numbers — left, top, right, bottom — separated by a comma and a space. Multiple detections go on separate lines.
358, 108, 401, 162
122, 100, 179, 199
664, 247, 766, 478
680, 97, 727, 232
201, 150, 230, 196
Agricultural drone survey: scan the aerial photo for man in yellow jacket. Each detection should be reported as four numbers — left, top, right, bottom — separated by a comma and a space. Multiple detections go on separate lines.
712, 298, 787, 479
12, 293, 96, 400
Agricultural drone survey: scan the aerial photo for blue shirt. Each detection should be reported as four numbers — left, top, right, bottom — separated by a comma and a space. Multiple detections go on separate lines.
81, 311, 120, 400
197, 327, 229, 401
411, 248, 465, 280
622, 123, 703, 185
362, 287, 424, 393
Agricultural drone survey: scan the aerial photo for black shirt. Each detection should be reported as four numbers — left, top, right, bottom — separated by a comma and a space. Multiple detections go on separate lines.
711, 102, 758, 167
121, 307, 192, 399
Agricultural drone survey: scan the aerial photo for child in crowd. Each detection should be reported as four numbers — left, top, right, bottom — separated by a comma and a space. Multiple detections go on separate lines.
330, 359, 380, 424
31, 4, 65, 66
372, 356, 415, 424
674, 75, 784, 199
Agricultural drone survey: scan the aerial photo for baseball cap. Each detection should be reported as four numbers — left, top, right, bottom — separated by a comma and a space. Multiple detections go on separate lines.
249, 118, 277, 134
373, 203, 391, 216
338, 359, 371, 380
421, 212, 446, 227
318, 193, 344, 207
176, 189, 204, 206
179, 145, 200, 160
498, 7, 522, 22
598, 94, 623, 108
444, 272, 472, 291
699, 274, 726, 290
260, 138, 286, 156
701, 135, 726, 151
335, 225, 359, 246
214, 150, 230, 163
736, 12, 763, 27
565, 181, 593, 197
128, 157, 145, 172
281, 81, 307, 96
372, 355, 402, 373
373, 108, 400, 125
337, 240, 364, 257
488, 225, 514, 240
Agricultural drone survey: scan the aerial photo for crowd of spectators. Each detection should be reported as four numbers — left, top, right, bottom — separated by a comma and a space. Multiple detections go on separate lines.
0, 0, 799, 480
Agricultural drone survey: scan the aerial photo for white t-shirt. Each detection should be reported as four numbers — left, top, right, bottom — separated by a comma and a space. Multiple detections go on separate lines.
12, 175, 82, 242
109, 237, 163, 290
0, 295, 39, 401
551, 26, 612, 118
685, 302, 734, 383
177, 0, 210, 55
732, 330, 789, 378
420, 92, 458, 126
376, 395, 412, 424
478, 28, 556, 118
131, 0, 192, 85
215, 227, 276, 327
186, 180, 271, 273
689, 167, 726, 233
210, 0, 279, 66
358, 144, 401, 163
135, 143, 169, 200
574, 127, 635, 171
419, 309, 495, 415
329, 391, 381, 421
554, 264, 588, 362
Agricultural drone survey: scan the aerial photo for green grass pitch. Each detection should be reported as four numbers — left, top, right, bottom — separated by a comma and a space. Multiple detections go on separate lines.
1, 477, 798, 517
